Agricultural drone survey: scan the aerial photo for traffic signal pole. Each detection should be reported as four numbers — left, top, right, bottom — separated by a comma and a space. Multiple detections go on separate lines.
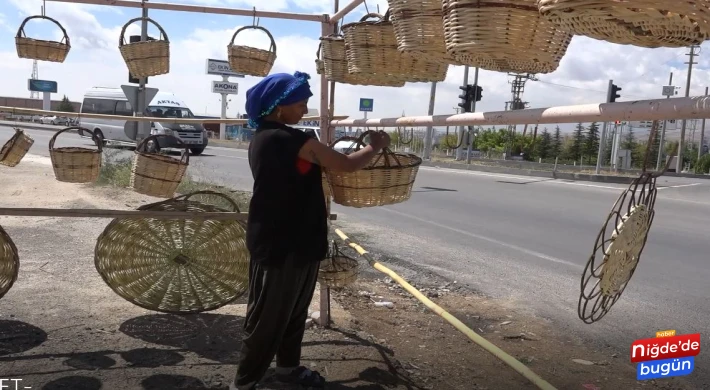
466, 67, 480, 164
456, 66, 470, 160
595, 80, 613, 174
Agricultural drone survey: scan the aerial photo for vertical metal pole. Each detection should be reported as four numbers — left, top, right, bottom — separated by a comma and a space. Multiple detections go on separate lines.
319, 19, 331, 328
657, 73, 673, 171
677, 46, 698, 173
423, 82, 437, 160
220, 75, 228, 140
595, 80, 613, 174
699, 86, 708, 161
136, 3, 149, 142
466, 67, 479, 164
456, 66, 470, 160
327, 0, 339, 145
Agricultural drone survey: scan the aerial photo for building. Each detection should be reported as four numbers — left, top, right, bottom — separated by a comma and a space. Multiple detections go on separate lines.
0, 96, 81, 114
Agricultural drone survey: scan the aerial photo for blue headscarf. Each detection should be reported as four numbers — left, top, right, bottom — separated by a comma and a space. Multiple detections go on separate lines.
245, 71, 313, 128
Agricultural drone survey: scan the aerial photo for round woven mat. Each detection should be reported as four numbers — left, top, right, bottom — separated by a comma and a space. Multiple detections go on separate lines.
94, 195, 249, 314
0, 225, 19, 300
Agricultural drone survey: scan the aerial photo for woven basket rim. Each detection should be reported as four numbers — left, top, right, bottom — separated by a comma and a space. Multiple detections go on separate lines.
135, 151, 189, 166
119, 16, 169, 45
0, 224, 19, 300
16, 15, 70, 46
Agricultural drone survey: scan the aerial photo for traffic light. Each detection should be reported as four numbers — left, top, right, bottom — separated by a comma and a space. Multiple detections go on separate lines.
458, 85, 473, 112
474, 85, 483, 102
609, 83, 622, 103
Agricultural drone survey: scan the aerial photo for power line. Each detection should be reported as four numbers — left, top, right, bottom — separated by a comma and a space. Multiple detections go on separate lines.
534, 79, 660, 100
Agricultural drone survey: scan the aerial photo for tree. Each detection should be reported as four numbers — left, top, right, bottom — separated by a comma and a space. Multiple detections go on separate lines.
584, 122, 600, 163
566, 123, 585, 162
57, 95, 74, 112
603, 131, 614, 165
535, 128, 552, 160
622, 127, 636, 150
551, 126, 562, 158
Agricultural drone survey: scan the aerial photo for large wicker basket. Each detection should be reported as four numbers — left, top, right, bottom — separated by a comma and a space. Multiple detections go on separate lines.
119, 17, 170, 78
0, 224, 19, 301
537, 0, 710, 48
320, 34, 406, 87
49, 126, 102, 183
94, 190, 249, 314
319, 241, 359, 288
388, 0, 460, 64
326, 131, 422, 208
130, 135, 189, 198
0, 128, 34, 167
342, 12, 448, 83
15, 15, 70, 62
442, 0, 573, 74
228, 25, 276, 77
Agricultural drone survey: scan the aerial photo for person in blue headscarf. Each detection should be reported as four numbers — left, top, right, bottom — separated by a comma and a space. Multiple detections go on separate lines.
231, 71, 390, 390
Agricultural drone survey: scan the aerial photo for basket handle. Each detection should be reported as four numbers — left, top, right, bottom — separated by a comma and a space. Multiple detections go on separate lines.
136, 134, 190, 165
229, 25, 276, 55
49, 126, 102, 153
16, 15, 70, 46
119, 17, 169, 47
330, 131, 402, 168
175, 190, 241, 213
359, 13, 383, 22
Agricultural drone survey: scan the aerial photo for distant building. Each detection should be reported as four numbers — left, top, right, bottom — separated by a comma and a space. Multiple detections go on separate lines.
0, 96, 81, 117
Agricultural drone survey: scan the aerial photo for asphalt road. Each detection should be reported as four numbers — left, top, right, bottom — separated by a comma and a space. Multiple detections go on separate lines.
3, 125, 709, 385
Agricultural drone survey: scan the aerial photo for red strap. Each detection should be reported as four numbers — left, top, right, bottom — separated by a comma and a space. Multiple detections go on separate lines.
296, 157, 313, 175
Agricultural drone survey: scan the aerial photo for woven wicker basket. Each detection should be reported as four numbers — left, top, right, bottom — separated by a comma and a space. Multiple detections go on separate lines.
326, 131, 422, 208
319, 241, 359, 288
442, 0, 573, 74
15, 15, 70, 63
0, 128, 34, 167
228, 25, 277, 77
388, 0, 460, 64
537, 0, 710, 48
130, 135, 189, 198
95, 190, 249, 313
456, 55, 558, 74
316, 42, 324, 75
320, 35, 406, 87
0, 224, 19, 301
119, 17, 170, 78
49, 126, 102, 183
342, 12, 448, 83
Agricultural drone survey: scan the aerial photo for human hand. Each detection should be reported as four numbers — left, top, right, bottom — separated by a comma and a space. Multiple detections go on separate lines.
368, 131, 391, 151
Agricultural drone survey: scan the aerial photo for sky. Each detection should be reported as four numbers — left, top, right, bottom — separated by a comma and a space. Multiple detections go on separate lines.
2, 0, 710, 134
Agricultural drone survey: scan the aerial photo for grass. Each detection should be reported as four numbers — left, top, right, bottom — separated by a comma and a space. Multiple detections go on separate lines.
96, 148, 252, 211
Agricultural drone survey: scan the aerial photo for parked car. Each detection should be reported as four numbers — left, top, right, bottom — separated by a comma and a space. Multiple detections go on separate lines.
40, 115, 69, 126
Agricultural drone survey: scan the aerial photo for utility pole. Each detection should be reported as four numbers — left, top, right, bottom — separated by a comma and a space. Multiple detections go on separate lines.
456, 66, 470, 160
595, 80, 613, 174
657, 72, 674, 171
423, 82, 437, 160
677, 45, 700, 173
136, 2, 150, 143
466, 67, 480, 164
699, 86, 708, 161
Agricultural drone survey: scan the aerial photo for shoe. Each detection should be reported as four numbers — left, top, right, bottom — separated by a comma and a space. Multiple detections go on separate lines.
274, 367, 325, 388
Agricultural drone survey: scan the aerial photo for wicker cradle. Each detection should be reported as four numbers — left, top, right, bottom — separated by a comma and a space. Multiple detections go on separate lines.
0, 225, 19, 301
320, 34, 406, 87
228, 25, 277, 77
15, 15, 70, 62
325, 131, 422, 208
319, 241, 359, 288
49, 127, 102, 183
94, 191, 249, 313
130, 135, 189, 198
537, 0, 710, 48
119, 17, 170, 78
442, 0, 573, 74
0, 128, 34, 167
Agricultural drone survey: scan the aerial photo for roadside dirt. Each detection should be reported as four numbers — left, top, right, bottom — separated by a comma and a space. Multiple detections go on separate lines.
0, 157, 695, 389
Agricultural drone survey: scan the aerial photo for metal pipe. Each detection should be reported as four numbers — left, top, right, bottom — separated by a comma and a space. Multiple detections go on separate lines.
330, 0, 366, 24
699, 86, 708, 161
657, 72, 673, 171
45, 0, 325, 22
0, 208, 338, 220
331, 96, 710, 127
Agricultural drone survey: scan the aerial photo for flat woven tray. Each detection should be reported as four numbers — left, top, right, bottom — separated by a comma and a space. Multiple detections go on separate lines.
0, 224, 19, 301
94, 191, 249, 314
0, 128, 34, 167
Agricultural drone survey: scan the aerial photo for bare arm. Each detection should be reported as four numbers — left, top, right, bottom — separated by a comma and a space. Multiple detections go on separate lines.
298, 138, 381, 172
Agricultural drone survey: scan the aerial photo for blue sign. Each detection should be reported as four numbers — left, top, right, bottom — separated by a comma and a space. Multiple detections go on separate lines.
359, 98, 373, 112
28, 79, 57, 93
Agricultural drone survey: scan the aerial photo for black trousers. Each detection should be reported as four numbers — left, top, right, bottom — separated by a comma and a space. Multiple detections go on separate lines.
235, 255, 320, 386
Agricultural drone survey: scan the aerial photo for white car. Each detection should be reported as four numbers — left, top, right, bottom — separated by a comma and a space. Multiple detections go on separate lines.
40, 115, 69, 126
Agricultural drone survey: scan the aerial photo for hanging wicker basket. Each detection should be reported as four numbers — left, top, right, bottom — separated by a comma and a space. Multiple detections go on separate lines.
326, 131, 422, 208
442, 0, 573, 74
130, 135, 189, 198
119, 17, 170, 78
49, 126, 102, 183
388, 0, 460, 64
537, 0, 710, 48
342, 12, 448, 83
95, 190, 249, 314
15, 15, 71, 63
228, 25, 277, 77
319, 240, 359, 288
0, 224, 19, 301
320, 34, 406, 87
0, 128, 34, 167
316, 42, 324, 75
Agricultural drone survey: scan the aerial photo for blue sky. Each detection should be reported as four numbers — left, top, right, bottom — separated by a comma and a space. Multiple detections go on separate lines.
1, 0, 710, 134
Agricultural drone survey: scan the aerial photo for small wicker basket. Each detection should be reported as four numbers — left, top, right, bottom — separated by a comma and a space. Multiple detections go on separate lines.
388, 0, 460, 64
130, 135, 189, 198
0, 224, 19, 301
228, 25, 277, 77
119, 17, 170, 78
15, 15, 70, 63
95, 190, 249, 314
0, 128, 34, 167
320, 34, 406, 87
537, 0, 710, 48
319, 241, 359, 288
326, 131, 422, 208
49, 126, 102, 183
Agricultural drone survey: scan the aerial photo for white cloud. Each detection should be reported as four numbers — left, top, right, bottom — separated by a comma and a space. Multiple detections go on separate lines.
2, 1, 710, 133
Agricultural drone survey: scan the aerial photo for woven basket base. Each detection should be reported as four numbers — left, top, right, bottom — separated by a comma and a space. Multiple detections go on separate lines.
120, 41, 170, 78
319, 256, 359, 288
16, 37, 69, 62
228, 45, 276, 77
50, 148, 101, 183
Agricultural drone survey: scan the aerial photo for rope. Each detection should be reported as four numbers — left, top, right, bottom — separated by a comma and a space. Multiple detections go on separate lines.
333, 228, 557, 390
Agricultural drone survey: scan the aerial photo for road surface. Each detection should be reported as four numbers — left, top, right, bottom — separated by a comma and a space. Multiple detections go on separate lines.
2, 126, 709, 385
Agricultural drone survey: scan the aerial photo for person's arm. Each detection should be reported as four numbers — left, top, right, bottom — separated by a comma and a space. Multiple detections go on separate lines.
298, 137, 384, 172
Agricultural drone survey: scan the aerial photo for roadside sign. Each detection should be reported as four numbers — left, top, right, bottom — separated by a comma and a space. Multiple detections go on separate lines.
206, 59, 245, 77
359, 98, 373, 112
662, 86, 676, 97
121, 85, 159, 141
28, 79, 57, 93
212, 81, 239, 94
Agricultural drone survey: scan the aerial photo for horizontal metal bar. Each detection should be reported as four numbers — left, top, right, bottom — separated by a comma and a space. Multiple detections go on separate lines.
330, 0, 365, 24
45, 0, 325, 22
330, 96, 710, 127
0, 106, 347, 125
0, 208, 338, 220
